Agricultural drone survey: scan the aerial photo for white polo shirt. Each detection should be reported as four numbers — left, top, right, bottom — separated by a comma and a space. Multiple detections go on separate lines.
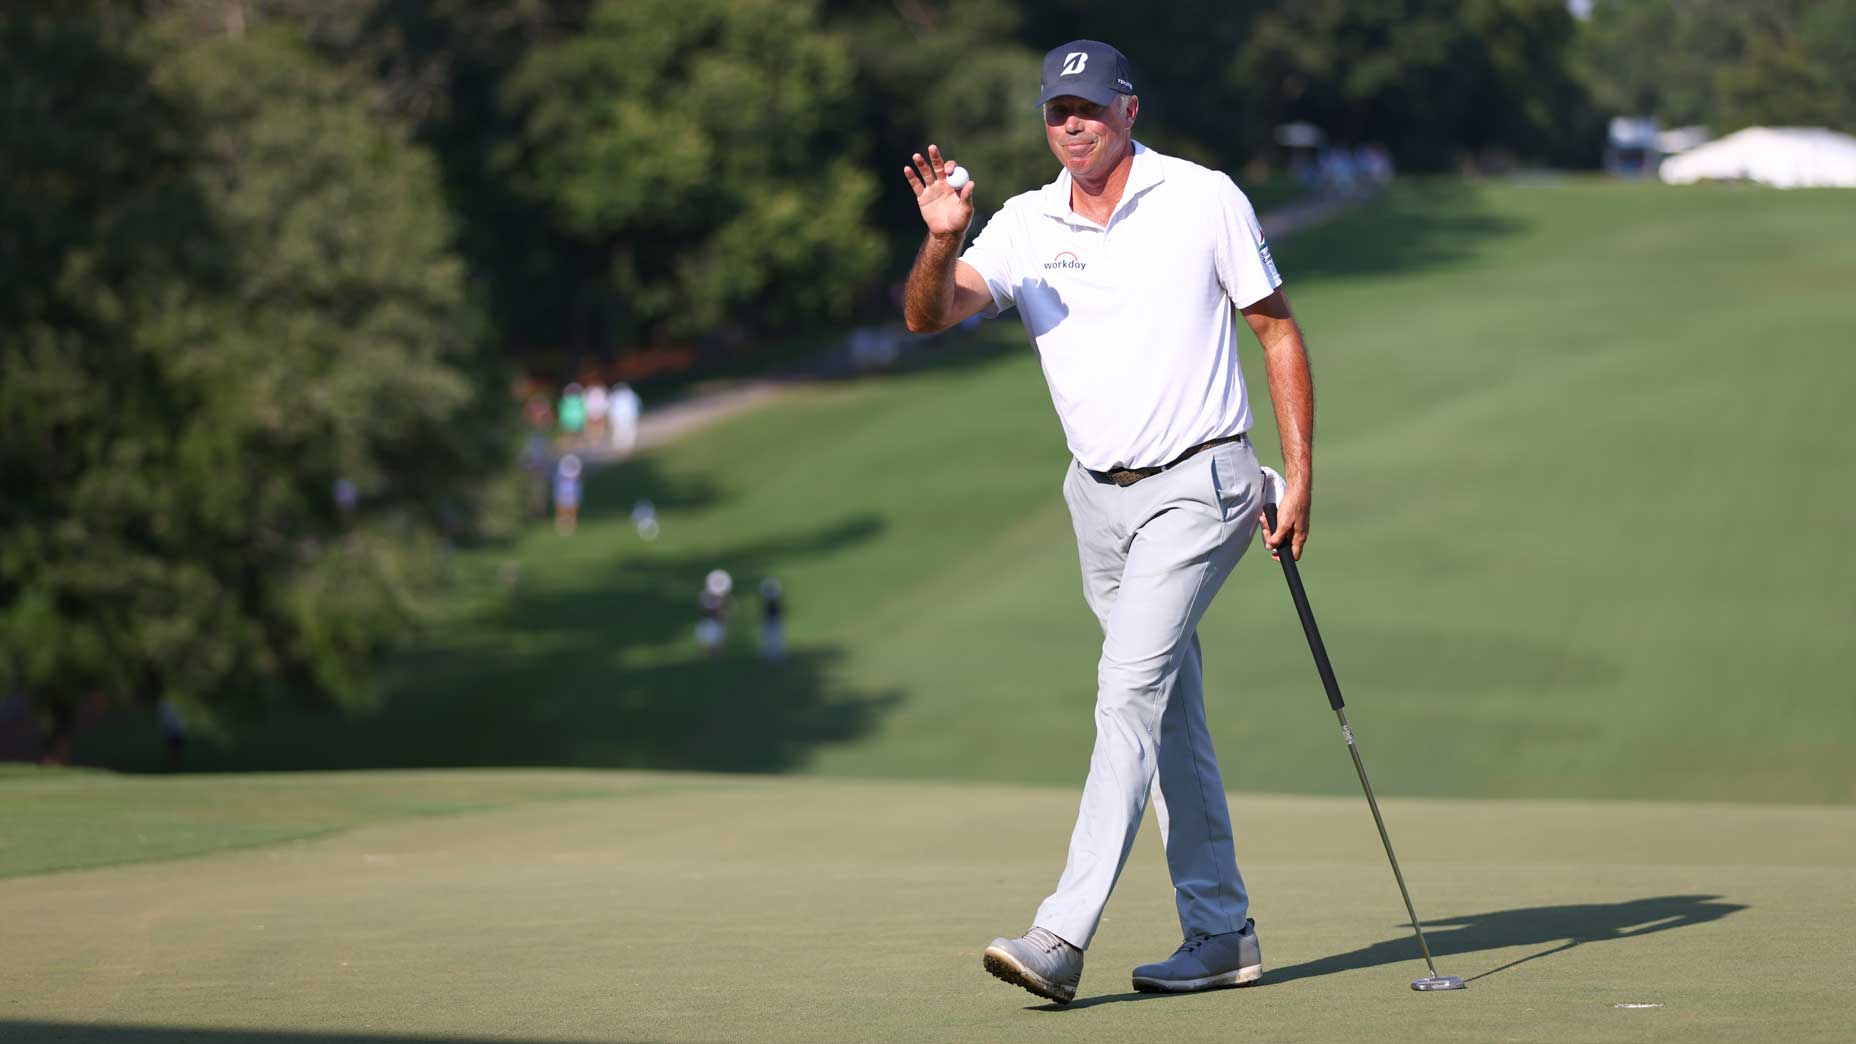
960, 142, 1282, 471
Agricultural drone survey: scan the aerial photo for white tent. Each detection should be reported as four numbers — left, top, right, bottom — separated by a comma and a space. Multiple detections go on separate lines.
1659, 127, 1856, 189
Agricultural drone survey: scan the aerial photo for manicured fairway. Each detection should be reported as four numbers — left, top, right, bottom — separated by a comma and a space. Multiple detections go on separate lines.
3, 769, 1851, 1043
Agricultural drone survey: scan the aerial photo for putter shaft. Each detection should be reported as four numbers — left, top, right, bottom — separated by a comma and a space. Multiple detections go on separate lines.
1263, 503, 1449, 984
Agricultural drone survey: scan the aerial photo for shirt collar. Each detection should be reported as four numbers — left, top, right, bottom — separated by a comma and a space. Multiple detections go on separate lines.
1040, 140, 1165, 225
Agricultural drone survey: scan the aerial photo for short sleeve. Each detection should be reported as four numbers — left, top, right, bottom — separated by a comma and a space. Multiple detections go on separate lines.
1213, 175, 1283, 310
958, 209, 1021, 318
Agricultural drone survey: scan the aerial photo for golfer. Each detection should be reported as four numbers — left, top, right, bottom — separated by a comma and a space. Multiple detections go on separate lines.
901, 39, 1313, 1003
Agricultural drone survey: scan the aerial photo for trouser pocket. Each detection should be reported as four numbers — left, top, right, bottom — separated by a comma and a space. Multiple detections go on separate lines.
1207, 440, 1261, 523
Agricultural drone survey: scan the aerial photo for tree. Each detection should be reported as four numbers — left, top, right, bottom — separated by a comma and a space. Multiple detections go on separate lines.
0, 11, 507, 760
1236, 0, 1598, 169
1575, 0, 1856, 133
829, 0, 1049, 261
254, 0, 601, 361
499, 0, 885, 350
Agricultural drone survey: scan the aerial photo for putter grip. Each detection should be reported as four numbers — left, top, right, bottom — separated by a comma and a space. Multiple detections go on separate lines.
1264, 500, 1347, 712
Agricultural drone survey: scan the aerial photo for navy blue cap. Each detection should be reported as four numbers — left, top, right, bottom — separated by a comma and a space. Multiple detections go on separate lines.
1037, 40, 1135, 108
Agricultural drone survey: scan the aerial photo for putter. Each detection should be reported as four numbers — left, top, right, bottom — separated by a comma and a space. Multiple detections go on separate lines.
1258, 467, 1464, 992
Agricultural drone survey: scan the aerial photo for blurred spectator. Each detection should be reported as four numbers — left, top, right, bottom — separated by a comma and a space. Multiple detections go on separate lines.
1317, 148, 1362, 196
1605, 116, 1660, 178
157, 697, 187, 768
583, 383, 610, 446
523, 393, 554, 432
553, 453, 583, 535
608, 382, 642, 455
631, 498, 660, 541
520, 430, 553, 518
332, 477, 358, 514
696, 568, 733, 654
759, 577, 786, 661
1360, 144, 1395, 185
849, 324, 903, 370
558, 383, 586, 440
1275, 121, 1326, 189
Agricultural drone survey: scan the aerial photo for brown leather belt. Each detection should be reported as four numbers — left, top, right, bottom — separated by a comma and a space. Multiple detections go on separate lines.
1088, 433, 1247, 487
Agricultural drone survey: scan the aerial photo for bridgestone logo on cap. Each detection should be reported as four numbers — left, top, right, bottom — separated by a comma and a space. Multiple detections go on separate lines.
1061, 52, 1088, 75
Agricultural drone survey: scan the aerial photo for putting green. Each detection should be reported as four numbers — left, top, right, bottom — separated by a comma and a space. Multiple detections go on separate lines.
4, 770, 1851, 1043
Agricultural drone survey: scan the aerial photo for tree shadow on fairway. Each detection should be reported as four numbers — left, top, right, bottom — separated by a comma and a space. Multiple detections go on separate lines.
73, 453, 903, 774
1036, 895, 1745, 1010
1275, 180, 1528, 286
0, 1026, 681, 1044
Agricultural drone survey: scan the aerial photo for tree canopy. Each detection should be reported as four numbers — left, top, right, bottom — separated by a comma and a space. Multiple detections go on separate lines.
498, 0, 885, 348
1, 9, 506, 758
1575, 0, 1856, 133
142, 0, 1851, 365
1237, 0, 1596, 168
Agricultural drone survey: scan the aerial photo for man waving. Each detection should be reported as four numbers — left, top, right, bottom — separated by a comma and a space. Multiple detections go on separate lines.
901, 39, 1315, 1004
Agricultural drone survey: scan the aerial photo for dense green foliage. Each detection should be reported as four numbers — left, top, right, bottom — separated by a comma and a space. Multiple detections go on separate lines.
101, 1, 1848, 367
0, 12, 508, 756
1576, 0, 1856, 132
273, 0, 1856, 362
252, 0, 1602, 362
499, 0, 885, 345
1237, 0, 1598, 166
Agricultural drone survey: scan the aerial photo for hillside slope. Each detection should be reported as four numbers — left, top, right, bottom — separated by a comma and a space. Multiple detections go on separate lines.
79, 180, 1856, 804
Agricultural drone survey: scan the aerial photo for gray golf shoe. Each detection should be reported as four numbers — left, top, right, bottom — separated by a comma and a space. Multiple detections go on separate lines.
982, 927, 1083, 1004
1131, 919, 1263, 992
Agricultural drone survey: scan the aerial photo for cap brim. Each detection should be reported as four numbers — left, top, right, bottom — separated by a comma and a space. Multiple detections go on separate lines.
1036, 84, 1122, 109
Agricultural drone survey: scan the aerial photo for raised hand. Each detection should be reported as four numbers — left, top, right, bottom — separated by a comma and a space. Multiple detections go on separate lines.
903, 144, 974, 238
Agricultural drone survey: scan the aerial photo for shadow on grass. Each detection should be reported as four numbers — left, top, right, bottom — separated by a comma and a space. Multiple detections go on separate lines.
1275, 180, 1528, 285
75, 455, 901, 775
0, 1028, 679, 1044
1035, 894, 1744, 1010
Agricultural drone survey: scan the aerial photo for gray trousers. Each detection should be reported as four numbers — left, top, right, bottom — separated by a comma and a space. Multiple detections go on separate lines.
1034, 437, 1263, 950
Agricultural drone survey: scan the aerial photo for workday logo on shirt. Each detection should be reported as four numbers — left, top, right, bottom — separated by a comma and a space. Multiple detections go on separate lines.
1044, 251, 1087, 271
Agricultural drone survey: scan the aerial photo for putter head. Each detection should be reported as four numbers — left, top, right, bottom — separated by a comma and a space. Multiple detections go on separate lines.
1411, 975, 1466, 991
1259, 466, 1286, 508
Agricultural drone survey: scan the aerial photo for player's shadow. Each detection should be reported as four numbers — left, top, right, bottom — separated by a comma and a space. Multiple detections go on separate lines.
1034, 894, 1744, 1011
1266, 893, 1746, 985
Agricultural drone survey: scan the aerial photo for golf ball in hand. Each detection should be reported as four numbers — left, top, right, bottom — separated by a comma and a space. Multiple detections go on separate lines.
945, 165, 969, 190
